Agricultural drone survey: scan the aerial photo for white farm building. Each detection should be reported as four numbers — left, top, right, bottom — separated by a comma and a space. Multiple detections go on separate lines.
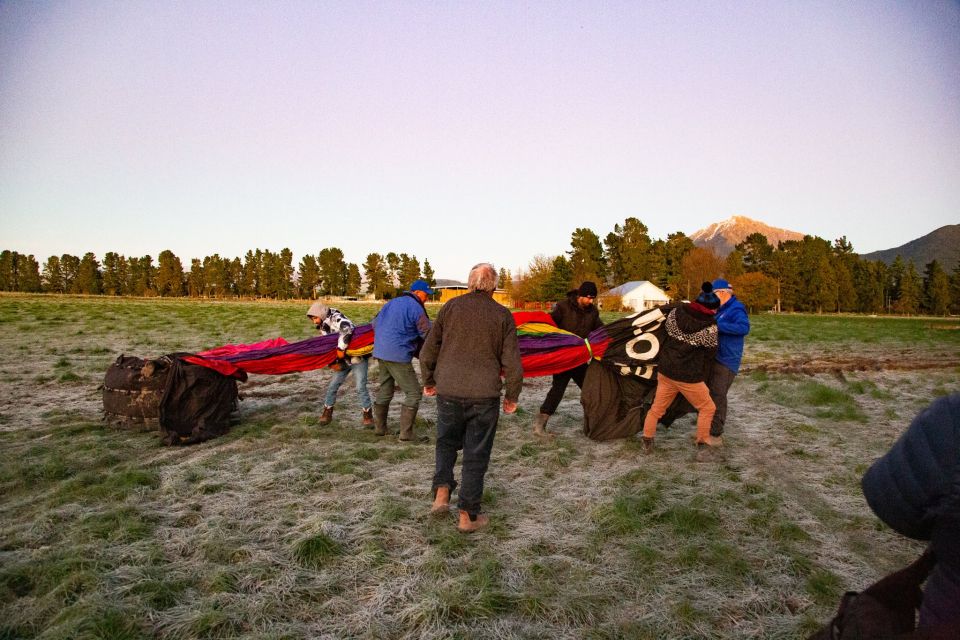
604, 281, 670, 312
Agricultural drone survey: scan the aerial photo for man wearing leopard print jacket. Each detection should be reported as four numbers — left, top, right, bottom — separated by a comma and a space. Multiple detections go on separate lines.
640, 282, 721, 460
307, 302, 373, 427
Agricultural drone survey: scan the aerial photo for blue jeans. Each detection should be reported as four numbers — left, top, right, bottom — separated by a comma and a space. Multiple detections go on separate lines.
324, 358, 371, 409
432, 395, 500, 516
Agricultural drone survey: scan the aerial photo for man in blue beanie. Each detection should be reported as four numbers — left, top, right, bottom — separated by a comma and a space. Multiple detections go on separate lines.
707, 278, 750, 442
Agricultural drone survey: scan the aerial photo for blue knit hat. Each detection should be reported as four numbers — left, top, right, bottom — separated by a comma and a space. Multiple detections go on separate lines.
695, 282, 721, 310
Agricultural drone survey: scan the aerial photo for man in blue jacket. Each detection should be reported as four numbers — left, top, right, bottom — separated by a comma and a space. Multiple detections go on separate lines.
708, 278, 750, 441
371, 279, 433, 440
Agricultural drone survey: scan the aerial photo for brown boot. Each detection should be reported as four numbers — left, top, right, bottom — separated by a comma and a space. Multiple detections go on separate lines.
457, 509, 489, 533
641, 436, 654, 455
361, 407, 374, 427
532, 412, 554, 439
319, 405, 334, 426
373, 403, 389, 436
398, 405, 419, 441
431, 486, 450, 515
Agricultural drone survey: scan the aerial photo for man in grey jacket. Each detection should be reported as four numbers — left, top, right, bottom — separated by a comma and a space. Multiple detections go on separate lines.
420, 263, 523, 533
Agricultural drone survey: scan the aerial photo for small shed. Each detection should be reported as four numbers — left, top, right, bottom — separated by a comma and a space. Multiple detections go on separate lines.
436, 285, 512, 307
604, 281, 670, 312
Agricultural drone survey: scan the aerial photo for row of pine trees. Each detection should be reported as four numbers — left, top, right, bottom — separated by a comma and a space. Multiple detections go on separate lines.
0, 248, 435, 301
2, 217, 959, 314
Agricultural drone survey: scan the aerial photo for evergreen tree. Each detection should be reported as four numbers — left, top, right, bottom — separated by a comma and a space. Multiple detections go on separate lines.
852, 260, 885, 313
363, 253, 390, 299
399, 253, 421, 289
545, 256, 573, 301
950, 259, 960, 315
385, 252, 401, 293
922, 260, 951, 316
894, 261, 922, 314
318, 247, 348, 296
298, 254, 320, 298
604, 217, 655, 283
239, 250, 259, 297
0, 251, 14, 291
188, 258, 205, 297
660, 232, 695, 292
61, 254, 81, 293
156, 250, 185, 296
42, 256, 65, 293
568, 227, 606, 284
76, 253, 102, 294
737, 233, 774, 274
422, 260, 436, 289
102, 252, 126, 296
346, 263, 362, 297
17, 255, 42, 292
724, 249, 746, 279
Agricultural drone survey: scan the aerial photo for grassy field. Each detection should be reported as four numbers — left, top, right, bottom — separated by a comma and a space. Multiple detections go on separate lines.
1, 295, 959, 639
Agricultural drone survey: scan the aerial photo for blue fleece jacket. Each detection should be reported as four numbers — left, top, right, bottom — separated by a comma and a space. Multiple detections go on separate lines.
715, 295, 749, 374
371, 293, 431, 363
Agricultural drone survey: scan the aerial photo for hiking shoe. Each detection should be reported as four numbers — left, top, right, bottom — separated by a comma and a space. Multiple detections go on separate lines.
695, 442, 720, 462
641, 436, 655, 455
361, 407, 374, 427
431, 486, 450, 515
319, 405, 334, 426
457, 510, 489, 533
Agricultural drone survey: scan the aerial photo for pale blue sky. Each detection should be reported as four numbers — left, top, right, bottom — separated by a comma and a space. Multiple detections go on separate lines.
1, 0, 958, 280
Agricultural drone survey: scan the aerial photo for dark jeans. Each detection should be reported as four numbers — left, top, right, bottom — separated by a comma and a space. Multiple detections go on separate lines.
539, 363, 588, 415
708, 362, 737, 436
432, 395, 500, 516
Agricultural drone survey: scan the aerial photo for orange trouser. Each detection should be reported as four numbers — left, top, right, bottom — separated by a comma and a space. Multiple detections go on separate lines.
643, 373, 716, 444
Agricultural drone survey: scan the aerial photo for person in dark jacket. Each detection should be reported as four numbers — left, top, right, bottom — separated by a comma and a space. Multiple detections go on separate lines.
708, 278, 750, 439
532, 281, 603, 438
861, 393, 960, 632
371, 279, 433, 440
640, 282, 720, 460
421, 263, 523, 532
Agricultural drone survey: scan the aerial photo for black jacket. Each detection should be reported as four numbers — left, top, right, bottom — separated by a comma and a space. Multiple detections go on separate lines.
551, 291, 602, 338
861, 393, 960, 629
656, 304, 718, 383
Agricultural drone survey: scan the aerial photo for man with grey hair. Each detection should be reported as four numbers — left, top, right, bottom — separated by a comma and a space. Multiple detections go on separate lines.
420, 263, 523, 533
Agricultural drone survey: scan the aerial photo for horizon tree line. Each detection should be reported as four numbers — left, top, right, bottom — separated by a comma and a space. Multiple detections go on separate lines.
0, 248, 436, 301
2, 225, 959, 315
509, 217, 960, 316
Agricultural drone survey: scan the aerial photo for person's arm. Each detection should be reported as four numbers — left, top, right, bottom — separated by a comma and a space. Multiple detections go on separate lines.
331, 311, 355, 353
500, 312, 523, 408
550, 300, 565, 327
718, 303, 750, 337
419, 308, 443, 390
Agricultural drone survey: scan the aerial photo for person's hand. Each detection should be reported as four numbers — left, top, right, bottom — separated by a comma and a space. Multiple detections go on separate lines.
503, 399, 517, 414
423, 386, 437, 397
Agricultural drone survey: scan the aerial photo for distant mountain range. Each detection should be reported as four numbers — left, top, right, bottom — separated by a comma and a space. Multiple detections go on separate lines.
689, 216, 959, 269
689, 216, 804, 257
860, 224, 960, 269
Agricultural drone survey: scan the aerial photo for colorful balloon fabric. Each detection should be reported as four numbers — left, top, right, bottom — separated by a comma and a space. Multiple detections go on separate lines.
185, 310, 620, 379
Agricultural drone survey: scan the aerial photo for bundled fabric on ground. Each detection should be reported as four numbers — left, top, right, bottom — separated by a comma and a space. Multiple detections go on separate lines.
158, 355, 242, 445
580, 307, 672, 441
